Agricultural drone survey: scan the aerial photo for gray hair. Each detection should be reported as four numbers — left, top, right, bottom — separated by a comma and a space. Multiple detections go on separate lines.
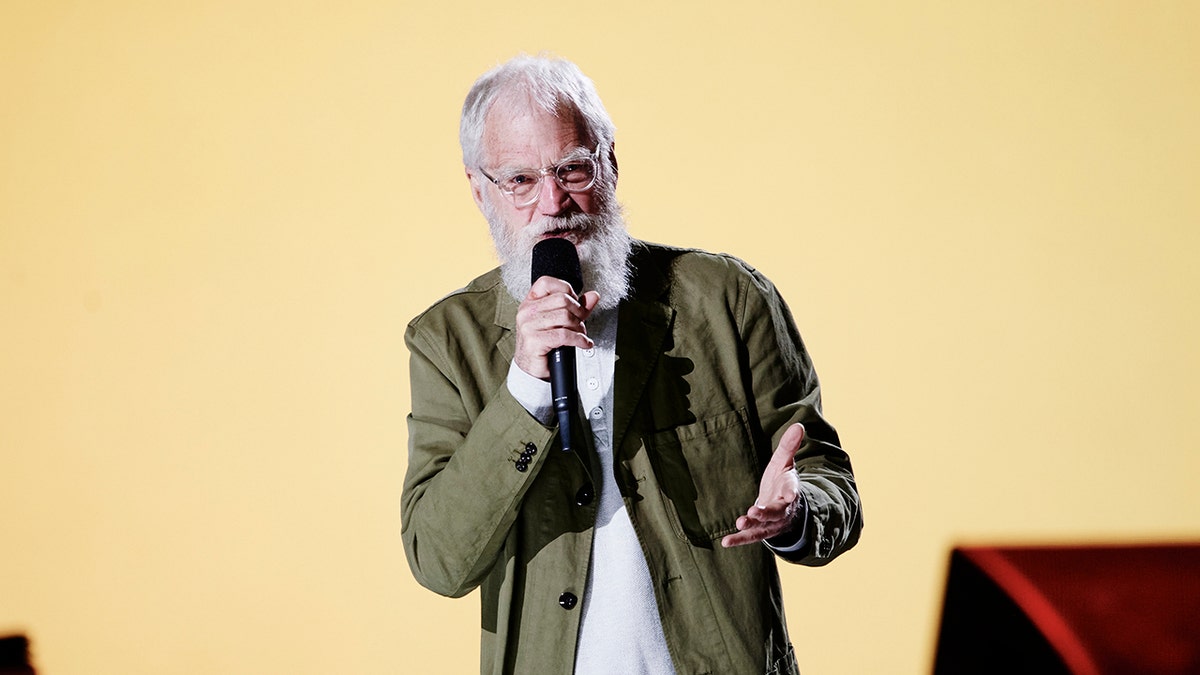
459, 55, 616, 172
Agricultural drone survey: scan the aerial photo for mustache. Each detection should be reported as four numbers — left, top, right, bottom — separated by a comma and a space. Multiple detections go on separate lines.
521, 212, 594, 240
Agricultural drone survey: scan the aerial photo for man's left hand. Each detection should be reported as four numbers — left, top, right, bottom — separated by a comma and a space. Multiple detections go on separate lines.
721, 423, 806, 548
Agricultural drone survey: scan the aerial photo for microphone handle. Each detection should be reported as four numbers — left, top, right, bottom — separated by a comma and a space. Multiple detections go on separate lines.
548, 347, 576, 452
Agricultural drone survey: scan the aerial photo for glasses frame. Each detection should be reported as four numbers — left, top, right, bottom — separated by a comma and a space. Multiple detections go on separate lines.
479, 143, 603, 208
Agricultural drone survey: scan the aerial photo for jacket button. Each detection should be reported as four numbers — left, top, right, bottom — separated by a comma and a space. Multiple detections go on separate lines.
515, 460, 528, 473
558, 592, 578, 610
574, 484, 594, 506
524, 442, 537, 453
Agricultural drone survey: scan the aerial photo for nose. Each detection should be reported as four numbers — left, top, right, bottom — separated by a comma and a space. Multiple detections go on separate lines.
535, 173, 573, 217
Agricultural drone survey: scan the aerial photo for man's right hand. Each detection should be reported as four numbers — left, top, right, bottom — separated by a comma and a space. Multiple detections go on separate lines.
514, 276, 600, 380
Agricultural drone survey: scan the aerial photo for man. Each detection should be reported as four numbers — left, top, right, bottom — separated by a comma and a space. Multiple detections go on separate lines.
401, 55, 862, 675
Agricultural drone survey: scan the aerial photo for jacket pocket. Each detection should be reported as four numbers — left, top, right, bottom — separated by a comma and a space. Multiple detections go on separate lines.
648, 407, 761, 545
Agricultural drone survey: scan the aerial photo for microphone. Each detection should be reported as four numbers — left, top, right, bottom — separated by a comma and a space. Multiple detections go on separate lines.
530, 238, 582, 453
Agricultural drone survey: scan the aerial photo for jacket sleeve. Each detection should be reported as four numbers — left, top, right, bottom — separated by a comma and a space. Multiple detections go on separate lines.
738, 265, 863, 566
400, 318, 557, 597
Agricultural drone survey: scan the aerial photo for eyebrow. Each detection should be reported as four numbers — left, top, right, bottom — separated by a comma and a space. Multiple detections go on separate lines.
497, 146, 593, 173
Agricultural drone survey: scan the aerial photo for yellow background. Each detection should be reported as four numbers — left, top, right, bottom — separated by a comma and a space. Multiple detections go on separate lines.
2, 2, 1198, 673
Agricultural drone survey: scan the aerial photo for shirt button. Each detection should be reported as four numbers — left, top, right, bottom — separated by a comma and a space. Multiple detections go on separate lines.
558, 592, 578, 610
589, 407, 603, 419
586, 377, 599, 390
582, 348, 595, 357
575, 484, 594, 506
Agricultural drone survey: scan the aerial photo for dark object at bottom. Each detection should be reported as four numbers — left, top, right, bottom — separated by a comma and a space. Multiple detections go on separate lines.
933, 543, 1200, 675
0, 634, 35, 675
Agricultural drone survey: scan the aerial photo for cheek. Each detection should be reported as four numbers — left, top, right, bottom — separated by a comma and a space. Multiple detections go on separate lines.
572, 191, 599, 215
492, 201, 531, 232
507, 207, 533, 232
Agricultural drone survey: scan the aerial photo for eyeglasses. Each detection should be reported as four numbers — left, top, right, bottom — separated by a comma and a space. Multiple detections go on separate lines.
479, 144, 601, 207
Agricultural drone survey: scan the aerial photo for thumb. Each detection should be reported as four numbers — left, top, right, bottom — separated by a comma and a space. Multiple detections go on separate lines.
766, 423, 805, 473
580, 290, 601, 314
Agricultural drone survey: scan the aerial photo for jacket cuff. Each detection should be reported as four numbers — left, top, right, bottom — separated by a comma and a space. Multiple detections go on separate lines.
763, 492, 810, 553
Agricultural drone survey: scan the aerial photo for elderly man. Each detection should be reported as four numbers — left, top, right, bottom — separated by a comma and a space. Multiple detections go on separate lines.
401, 55, 862, 675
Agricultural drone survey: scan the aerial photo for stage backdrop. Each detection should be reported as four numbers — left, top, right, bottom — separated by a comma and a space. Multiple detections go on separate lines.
2, 3, 1198, 674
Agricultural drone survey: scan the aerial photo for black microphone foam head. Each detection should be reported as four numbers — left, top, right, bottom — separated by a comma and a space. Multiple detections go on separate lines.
530, 238, 582, 294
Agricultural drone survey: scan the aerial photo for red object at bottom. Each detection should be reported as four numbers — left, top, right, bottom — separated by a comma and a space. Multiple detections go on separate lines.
933, 543, 1200, 675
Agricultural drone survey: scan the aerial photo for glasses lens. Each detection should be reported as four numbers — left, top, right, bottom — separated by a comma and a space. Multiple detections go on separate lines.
501, 171, 540, 202
556, 159, 596, 192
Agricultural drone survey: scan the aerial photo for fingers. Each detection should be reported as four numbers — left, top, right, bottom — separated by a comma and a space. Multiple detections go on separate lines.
721, 509, 797, 547
519, 281, 596, 339
514, 278, 601, 379
528, 275, 580, 299
524, 278, 597, 320
721, 496, 801, 548
721, 525, 785, 548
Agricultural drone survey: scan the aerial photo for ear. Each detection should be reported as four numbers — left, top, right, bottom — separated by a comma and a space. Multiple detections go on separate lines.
465, 166, 486, 211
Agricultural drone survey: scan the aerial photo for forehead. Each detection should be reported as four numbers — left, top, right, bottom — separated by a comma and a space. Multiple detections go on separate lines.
482, 95, 589, 168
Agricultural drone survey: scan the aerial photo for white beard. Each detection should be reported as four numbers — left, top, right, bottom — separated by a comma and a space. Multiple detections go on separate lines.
484, 192, 633, 311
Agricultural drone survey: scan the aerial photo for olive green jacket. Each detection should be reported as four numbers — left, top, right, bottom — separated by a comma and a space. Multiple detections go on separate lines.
402, 241, 862, 675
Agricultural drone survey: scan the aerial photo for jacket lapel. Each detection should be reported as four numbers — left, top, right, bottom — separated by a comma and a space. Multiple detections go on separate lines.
493, 282, 519, 364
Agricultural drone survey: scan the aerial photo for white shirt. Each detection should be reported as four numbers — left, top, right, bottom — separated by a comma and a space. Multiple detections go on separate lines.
507, 307, 675, 675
